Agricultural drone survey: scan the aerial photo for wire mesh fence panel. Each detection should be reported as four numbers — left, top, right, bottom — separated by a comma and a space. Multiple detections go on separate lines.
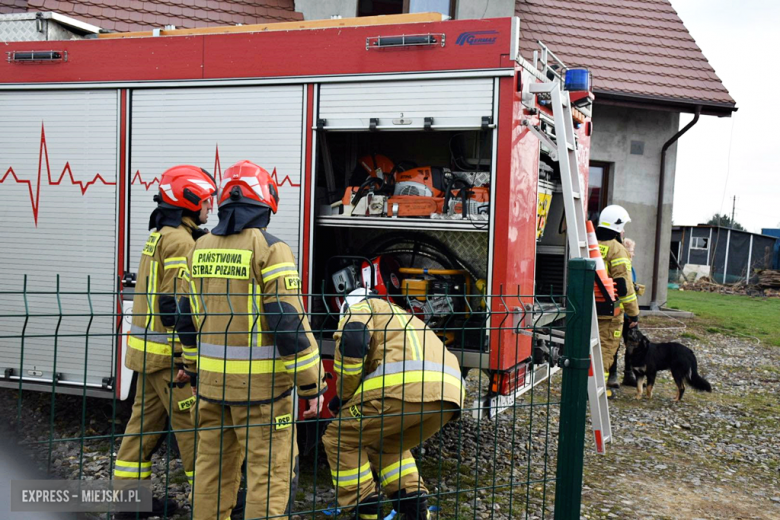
0, 265, 595, 520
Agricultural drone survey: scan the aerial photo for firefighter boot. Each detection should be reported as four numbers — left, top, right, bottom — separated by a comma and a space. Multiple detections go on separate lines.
393, 490, 430, 520
606, 352, 619, 388
351, 494, 381, 520
605, 375, 618, 399
621, 350, 637, 387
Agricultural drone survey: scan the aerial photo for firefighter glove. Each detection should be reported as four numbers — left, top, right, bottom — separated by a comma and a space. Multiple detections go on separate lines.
328, 396, 342, 416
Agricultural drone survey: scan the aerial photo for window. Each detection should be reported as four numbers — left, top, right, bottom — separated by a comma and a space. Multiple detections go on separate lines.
408, 0, 453, 16
587, 162, 611, 223
691, 237, 709, 250
358, 0, 455, 18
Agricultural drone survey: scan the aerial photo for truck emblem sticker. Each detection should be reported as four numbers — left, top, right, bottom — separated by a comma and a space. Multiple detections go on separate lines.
455, 30, 498, 46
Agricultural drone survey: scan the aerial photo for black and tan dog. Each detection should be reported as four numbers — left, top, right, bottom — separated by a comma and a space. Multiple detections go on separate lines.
624, 328, 712, 401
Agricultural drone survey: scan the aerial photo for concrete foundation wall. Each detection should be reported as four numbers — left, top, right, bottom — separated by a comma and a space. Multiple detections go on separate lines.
590, 103, 681, 308
294, 0, 357, 20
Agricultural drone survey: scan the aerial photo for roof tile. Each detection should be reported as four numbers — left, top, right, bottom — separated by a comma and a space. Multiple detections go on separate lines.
517, 0, 734, 108
11, 0, 301, 33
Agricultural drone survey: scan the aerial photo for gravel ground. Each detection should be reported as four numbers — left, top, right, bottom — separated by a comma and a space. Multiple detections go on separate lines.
1, 315, 778, 520
579, 316, 780, 520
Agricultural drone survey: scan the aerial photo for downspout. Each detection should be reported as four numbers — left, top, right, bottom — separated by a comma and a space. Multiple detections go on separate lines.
650, 106, 701, 309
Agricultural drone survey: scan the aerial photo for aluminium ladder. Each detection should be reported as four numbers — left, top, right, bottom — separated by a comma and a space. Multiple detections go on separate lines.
527, 71, 612, 454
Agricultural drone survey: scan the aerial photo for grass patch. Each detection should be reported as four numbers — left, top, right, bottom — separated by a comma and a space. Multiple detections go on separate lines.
667, 290, 780, 346
680, 332, 701, 341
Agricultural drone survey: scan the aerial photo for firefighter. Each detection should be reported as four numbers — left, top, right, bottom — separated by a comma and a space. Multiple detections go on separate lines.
114, 165, 216, 519
607, 237, 641, 388
321, 289, 464, 520
177, 160, 326, 520
596, 205, 640, 397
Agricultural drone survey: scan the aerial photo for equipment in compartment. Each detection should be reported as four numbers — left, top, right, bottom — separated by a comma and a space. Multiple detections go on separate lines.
339, 155, 398, 216
329, 255, 402, 312
332, 151, 491, 219
393, 166, 446, 197
399, 267, 469, 325
324, 233, 487, 348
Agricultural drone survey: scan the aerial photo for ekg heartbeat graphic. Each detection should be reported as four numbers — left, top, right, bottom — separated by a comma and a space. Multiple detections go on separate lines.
128, 144, 301, 191
2, 126, 302, 225
0, 123, 116, 226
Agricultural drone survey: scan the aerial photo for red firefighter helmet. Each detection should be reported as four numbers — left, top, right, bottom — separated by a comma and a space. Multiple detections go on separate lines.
218, 160, 280, 213
156, 165, 217, 211
358, 154, 395, 180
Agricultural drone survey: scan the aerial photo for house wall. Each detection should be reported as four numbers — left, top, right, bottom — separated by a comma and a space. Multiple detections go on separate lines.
0, 13, 82, 41
590, 103, 681, 307
294, 0, 357, 19
456, 0, 515, 19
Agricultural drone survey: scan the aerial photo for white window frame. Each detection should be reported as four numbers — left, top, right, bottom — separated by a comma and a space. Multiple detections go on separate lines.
691, 236, 709, 250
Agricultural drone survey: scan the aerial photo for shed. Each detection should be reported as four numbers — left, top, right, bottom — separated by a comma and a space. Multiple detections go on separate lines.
671, 225, 779, 284
760, 228, 780, 269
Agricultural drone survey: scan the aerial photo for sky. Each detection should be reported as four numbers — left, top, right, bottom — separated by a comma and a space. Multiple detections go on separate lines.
670, 0, 780, 233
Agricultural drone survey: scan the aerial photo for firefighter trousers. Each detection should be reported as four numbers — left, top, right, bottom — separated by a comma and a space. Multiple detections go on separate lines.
598, 311, 625, 373
114, 369, 197, 487
322, 398, 457, 510
191, 395, 298, 520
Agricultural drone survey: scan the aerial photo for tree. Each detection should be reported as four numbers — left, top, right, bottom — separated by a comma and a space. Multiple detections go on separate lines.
706, 213, 744, 231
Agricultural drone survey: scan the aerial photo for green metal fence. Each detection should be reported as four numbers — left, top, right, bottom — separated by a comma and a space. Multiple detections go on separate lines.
0, 259, 596, 520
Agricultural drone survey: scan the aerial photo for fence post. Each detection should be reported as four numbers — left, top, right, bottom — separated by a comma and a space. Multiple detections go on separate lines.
554, 258, 596, 520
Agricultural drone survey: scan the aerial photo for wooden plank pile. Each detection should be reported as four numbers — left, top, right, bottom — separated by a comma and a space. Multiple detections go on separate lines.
678, 270, 780, 298
757, 270, 780, 289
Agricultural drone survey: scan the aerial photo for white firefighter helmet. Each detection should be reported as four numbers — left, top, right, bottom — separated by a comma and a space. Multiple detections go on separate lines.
339, 288, 372, 321
598, 205, 631, 233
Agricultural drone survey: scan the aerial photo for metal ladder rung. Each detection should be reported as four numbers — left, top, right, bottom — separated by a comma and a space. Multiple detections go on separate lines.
537, 77, 611, 454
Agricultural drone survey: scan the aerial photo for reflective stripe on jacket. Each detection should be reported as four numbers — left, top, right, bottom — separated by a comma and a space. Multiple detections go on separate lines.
333, 298, 464, 409
184, 228, 326, 404
598, 238, 640, 317
125, 217, 200, 374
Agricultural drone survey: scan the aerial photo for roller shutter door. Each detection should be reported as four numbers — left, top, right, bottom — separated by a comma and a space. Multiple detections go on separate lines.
129, 85, 305, 275
319, 78, 494, 130
0, 90, 119, 388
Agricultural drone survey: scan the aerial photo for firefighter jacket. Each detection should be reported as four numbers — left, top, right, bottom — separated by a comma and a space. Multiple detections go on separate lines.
125, 217, 200, 374
599, 238, 640, 317
181, 228, 327, 404
333, 298, 465, 408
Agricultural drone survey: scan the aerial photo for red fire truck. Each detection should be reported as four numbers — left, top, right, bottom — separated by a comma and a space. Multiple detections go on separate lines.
0, 13, 592, 417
